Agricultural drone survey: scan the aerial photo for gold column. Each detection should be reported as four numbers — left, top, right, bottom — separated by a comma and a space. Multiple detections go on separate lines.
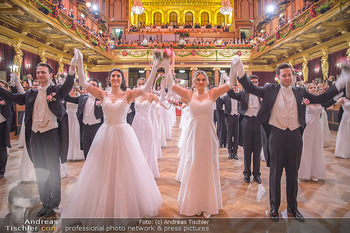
84, 65, 88, 80
38, 48, 47, 63
321, 49, 329, 80
145, 68, 151, 79
347, 41, 350, 59
12, 41, 23, 78
289, 59, 295, 68
213, 68, 220, 86
302, 56, 309, 82
58, 57, 64, 74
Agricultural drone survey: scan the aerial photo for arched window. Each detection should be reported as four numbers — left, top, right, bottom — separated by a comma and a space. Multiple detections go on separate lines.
185, 12, 193, 25
169, 12, 177, 25
138, 13, 146, 26
153, 12, 162, 26
201, 12, 209, 26
217, 12, 225, 26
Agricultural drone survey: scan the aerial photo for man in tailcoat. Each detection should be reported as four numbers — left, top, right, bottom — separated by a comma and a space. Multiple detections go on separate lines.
230, 56, 347, 222
0, 57, 76, 218
65, 78, 103, 158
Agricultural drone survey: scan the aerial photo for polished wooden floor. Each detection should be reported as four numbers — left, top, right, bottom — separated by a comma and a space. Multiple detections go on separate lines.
1, 117, 350, 221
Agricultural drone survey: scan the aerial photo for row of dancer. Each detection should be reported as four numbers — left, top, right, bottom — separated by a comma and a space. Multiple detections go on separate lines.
1, 49, 349, 221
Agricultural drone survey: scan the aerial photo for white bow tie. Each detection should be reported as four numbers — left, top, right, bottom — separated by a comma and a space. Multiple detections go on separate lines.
38, 86, 48, 92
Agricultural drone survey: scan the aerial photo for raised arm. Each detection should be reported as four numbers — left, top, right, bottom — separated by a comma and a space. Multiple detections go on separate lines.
10, 73, 25, 94
0, 86, 26, 105
230, 55, 264, 98
128, 57, 160, 102
164, 61, 192, 103
75, 49, 104, 100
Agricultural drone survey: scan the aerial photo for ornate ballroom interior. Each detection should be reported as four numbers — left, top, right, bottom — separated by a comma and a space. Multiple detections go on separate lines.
0, 1, 350, 227
0, 0, 349, 87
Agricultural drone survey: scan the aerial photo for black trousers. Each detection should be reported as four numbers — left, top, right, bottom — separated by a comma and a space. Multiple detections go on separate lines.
216, 110, 227, 147
0, 122, 7, 176
82, 123, 102, 158
241, 116, 261, 177
269, 126, 302, 211
30, 128, 61, 209
225, 114, 239, 155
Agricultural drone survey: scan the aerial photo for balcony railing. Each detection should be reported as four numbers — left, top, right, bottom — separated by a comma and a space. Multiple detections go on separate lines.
30, 0, 110, 53
251, 0, 337, 56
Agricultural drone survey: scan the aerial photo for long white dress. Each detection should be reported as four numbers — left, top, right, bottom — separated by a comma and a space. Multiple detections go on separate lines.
335, 98, 350, 158
66, 102, 84, 160
157, 103, 167, 148
18, 117, 25, 148
151, 101, 162, 159
178, 97, 222, 216
320, 108, 332, 147
62, 96, 162, 220
132, 100, 159, 178
299, 104, 326, 180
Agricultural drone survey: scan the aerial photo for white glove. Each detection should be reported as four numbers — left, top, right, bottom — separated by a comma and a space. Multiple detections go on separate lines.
141, 57, 159, 93
164, 60, 174, 89
76, 49, 89, 89
9, 73, 16, 87
170, 88, 181, 101
10, 73, 25, 93
69, 48, 79, 76
335, 64, 350, 98
159, 79, 166, 102
231, 55, 245, 79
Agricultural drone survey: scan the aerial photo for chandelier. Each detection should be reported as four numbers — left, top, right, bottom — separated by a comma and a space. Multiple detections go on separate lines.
219, 0, 233, 15
131, 0, 145, 15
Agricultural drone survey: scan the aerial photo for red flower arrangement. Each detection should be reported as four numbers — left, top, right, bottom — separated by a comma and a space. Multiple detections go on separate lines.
289, 22, 295, 30
106, 46, 109, 52
309, 6, 316, 19
275, 31, 280, 40
174, 30, 190, 37
51, 6, 59, 18
122, 50, 128, 56
86, 31, 91, 40
263, 40, 268, 46
191, 50, 196, 56
97, 40, 101, 47
237, 51, 242, 56
71, 21, 77, 30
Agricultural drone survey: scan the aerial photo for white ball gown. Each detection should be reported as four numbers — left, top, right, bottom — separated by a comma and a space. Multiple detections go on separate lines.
299, 104, 326, 180
150, 101, 162, 159
335, 98, 350, 158
66, 102, 84, 160
62, 95, 162, 220
132, 99, 159, 177
177, 97, 222, 216
320, 108, 331, 147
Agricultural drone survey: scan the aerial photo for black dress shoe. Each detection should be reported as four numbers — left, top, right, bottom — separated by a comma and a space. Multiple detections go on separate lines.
254, 176, 262, 184
45, 208, 56, 217
244, 176, 250, 183
287, 208, 305, 222
37, 207, 48, 217
232, 154, 239, 160
228, 153, 234, 159
270, 209, 279, 222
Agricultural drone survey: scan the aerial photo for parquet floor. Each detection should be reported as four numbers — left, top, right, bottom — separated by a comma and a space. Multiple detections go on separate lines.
1, 117, 350, 221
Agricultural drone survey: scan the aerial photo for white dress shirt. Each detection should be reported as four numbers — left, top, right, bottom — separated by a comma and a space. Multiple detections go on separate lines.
269, 85, 300, 130
244, 94, 260, 117
230, 99, 238, 115
82, 94, 101, 125
27, 79, 33, 87
32, 85, 58, 133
